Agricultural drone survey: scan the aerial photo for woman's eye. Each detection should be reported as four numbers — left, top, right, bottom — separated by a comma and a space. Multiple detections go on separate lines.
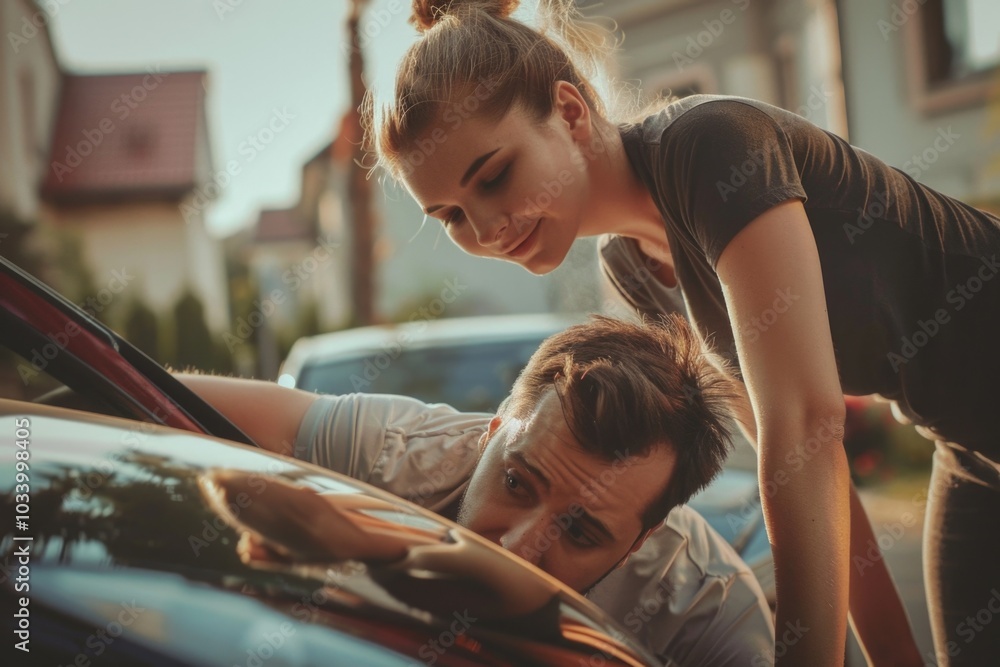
482, 165, 509, 189
444, 209, 464, 226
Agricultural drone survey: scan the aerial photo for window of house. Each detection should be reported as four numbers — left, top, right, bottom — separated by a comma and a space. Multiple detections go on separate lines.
908, 0, 1000, 113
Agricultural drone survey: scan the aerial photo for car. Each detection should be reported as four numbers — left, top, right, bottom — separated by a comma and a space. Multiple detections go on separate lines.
0, 255, 659, 665
1, 401, 660, 667
280, 314, 775, 607
278, 313, 586, 414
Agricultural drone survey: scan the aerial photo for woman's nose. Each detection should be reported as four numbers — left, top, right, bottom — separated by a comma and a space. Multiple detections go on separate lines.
470, 213, 509, 250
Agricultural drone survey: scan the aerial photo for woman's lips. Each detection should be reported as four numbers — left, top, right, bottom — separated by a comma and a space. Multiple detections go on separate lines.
506, 219, 541, 259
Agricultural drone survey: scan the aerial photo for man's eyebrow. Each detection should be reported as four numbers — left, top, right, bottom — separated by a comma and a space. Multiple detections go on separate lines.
510, 450, 550, 492
422, 147, 501, 215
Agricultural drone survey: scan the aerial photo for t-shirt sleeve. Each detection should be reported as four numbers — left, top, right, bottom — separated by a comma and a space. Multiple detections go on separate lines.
662, 100, 808, 269
292, 393, 490, 510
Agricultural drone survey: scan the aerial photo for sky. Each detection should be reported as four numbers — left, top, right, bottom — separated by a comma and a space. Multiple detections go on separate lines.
47, 0, 523, 238
42, 0, 1000, 239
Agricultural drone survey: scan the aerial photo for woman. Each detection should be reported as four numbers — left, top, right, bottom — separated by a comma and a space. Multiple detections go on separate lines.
365, 1, 1000, 665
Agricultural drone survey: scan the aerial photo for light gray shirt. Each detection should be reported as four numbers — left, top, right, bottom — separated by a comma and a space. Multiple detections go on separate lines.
293, 392, 775, 667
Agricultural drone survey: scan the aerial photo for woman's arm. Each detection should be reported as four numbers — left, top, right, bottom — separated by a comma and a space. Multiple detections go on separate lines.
175, 373, 320, 456
727, 378, 921, 665
716, 199, 850, 665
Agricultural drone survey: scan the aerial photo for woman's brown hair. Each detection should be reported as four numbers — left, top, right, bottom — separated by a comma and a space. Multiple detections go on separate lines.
364, 0, 674, 185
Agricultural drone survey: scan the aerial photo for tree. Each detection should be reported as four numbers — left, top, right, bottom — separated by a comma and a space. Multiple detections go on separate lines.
123, 299, 161, 361
171, 289, 215, 372
346, 0, 378, 325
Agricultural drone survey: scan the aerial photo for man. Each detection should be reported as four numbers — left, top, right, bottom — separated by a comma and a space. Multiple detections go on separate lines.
178, 315, 774, 666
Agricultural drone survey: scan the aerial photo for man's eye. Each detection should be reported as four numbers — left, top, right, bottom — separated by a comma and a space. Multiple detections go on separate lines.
566, 521, 598, 549
503, 471, 526, 496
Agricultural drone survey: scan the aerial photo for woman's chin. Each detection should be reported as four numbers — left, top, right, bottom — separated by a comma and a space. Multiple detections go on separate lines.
511, 250, 562, 276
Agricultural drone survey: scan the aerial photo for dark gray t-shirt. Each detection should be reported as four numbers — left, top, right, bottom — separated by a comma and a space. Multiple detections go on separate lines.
614, 94, 1000, 456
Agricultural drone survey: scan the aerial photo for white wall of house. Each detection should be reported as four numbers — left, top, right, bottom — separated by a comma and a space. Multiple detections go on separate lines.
837, 0, 1000, 204
42, 201, 230, 332
0, 0, 61, 221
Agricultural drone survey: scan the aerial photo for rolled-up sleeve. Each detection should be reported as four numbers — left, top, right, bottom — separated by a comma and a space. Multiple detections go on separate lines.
292, 393, 489, 512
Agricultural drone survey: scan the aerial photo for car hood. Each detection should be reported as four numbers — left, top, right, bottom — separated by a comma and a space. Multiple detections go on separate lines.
1, 401, 657, 667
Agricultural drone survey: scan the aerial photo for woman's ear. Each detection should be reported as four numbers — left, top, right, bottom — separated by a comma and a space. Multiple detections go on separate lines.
552, 80, 591, 142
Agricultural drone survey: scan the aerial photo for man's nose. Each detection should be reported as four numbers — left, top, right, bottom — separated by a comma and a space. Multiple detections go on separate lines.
499, 515, 545, 566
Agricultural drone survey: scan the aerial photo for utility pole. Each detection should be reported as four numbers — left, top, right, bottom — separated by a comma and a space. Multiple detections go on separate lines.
346, 0, 376, 326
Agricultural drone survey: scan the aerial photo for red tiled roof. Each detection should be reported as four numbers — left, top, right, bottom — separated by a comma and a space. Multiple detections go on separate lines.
254, 207, 311, 243
41, 70, 208, 202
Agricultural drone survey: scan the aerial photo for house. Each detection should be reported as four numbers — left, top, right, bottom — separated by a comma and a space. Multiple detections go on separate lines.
0, 0, 61, 239
1, 0, 230, 342
38, 69, 230, 334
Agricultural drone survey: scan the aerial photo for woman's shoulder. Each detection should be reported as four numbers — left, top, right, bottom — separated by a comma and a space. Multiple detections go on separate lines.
627, 94, 791, 144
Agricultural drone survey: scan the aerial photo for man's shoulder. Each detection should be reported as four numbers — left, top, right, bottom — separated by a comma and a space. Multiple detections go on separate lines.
587, 505, 773, 666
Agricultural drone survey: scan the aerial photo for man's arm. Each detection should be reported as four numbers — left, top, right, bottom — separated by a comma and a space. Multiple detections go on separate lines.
175, 373, 320, 457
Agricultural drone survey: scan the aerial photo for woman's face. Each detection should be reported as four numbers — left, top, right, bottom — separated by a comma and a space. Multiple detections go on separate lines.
400, 84, 595, 275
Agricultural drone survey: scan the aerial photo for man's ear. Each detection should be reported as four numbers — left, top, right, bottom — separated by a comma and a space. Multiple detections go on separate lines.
478, 416, 503, 454
552, 80, 591, 143
614, 526, 655, 570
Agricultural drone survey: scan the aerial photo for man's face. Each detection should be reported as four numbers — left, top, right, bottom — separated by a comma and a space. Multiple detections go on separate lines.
456, 389, 677, 592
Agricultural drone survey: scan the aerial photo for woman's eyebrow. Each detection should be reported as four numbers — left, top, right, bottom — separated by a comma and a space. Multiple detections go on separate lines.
460, 148, 501, 187
422, 147, 502, 214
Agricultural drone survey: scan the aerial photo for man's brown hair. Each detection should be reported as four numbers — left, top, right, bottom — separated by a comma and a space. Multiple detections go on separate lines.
499, 314, 736, 532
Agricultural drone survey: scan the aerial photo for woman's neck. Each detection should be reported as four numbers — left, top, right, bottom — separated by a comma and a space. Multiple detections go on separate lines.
581, 119, 677, 286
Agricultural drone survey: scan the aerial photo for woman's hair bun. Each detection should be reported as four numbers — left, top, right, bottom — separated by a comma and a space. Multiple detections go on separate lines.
410, 0, 520, 33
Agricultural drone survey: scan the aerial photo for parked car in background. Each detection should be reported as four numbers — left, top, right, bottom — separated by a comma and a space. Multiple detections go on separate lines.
279, 314, 585, 414
280, 315, 775, 607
